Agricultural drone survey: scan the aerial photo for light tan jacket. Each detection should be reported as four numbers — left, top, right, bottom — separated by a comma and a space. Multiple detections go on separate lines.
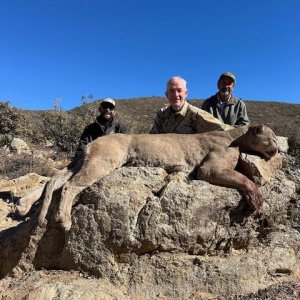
150, 101, 232, 134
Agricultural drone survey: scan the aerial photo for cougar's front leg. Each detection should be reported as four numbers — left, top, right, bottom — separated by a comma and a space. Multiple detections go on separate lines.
197, 148, 262, 211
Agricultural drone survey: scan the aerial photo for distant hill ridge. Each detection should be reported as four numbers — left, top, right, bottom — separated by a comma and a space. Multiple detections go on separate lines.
1, 98, 299, 160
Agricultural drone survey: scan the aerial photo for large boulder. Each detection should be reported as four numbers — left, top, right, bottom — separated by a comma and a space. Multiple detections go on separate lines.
8, 137, 31, 154
0, 154, 299, 299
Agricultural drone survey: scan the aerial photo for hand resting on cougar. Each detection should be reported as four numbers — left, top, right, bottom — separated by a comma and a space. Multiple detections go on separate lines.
16, 125, 278, 231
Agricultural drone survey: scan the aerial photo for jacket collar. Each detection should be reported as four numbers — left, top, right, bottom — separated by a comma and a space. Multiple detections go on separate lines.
169, 100, 189, 116
213, 93, 239, 105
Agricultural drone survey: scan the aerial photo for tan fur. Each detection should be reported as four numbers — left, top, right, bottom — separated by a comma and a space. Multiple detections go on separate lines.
18, 125, 278, 231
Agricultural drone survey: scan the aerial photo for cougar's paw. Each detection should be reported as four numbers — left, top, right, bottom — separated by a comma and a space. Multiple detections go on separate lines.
55, 212, 72, 231
15, 203, 30, 216
38, 215, 47, 227
245, 185, 263, 211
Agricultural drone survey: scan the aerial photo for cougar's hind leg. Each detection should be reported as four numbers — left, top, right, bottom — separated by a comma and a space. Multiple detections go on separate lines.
38, 167, 76, 226
55, 165, 116, 230
55, 182, 88, 231
55, 135, 131, 230
56, 159, 126, 230
18, 166, 76, 218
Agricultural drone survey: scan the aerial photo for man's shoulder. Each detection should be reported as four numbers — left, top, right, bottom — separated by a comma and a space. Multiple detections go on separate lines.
112, 119, 128, 133
113, 119, 126, 127
186, 102, 213, 116
230, 95, 246, 106
156, 105, 171, 116
155, 102, 208, 117
203, 94, 218, 104
185, 102, 221, 123
79, 121, 101, 139
186, 102, 203, 113
84, 121, 99, 131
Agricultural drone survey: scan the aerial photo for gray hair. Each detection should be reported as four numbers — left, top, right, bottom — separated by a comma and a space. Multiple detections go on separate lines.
166, 76, 187, 91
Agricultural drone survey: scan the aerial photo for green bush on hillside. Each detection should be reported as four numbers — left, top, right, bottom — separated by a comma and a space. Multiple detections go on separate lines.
0, 101, 40, 143
42, 110, 83, 153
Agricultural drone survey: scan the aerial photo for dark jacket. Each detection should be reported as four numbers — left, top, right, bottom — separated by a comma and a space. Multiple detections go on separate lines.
202, 94, 250, 126
76, 115, 128, 156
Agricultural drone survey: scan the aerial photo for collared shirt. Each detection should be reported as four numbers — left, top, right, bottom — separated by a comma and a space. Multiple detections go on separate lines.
217, 94, 231, 113
150, 101, 231, 134
202, 94, 250, 126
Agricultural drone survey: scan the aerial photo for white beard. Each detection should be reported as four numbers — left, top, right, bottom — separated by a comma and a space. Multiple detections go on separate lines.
221, 90, 230, 96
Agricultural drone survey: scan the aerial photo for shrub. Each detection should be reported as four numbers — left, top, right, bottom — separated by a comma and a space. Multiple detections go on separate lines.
0, 101, 42, 143
40, 97, 99, 153
0, 149, 56, 180
41, 110, 84, 153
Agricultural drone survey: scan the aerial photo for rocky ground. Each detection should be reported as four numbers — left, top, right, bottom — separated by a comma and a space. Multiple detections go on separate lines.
0, 149, 299, 299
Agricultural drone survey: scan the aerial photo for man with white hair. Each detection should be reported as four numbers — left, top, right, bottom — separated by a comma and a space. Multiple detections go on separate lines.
76, 98, 128, 156
150, 76, 231, 134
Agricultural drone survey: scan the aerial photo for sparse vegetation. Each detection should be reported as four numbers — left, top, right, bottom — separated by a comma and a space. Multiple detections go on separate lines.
41, 110, 85, 153
0, 149, 55, 179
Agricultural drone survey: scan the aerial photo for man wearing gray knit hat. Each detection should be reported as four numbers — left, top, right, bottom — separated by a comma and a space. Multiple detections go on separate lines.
202, 72, 250, 126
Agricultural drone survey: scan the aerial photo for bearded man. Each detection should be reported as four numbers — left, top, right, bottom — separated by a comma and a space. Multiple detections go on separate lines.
202, 72, 250, 126
76, 98, 128, 156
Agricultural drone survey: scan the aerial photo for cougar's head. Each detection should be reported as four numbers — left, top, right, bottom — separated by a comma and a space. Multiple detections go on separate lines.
246, 125, 278, 159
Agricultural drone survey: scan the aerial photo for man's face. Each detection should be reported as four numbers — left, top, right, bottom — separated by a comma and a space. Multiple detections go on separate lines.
99, 103, 116, 120
217, 77, 235, 98
165, 79, 188, 111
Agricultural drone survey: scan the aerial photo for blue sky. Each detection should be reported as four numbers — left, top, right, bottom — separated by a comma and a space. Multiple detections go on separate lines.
1, 0, 299, 110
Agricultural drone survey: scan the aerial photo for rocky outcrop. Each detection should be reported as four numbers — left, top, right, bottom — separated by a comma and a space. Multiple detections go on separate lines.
0, 154, 299, 299
277, 136, 289, 153
238, 152, 282, 185
0, 173, 50, 197
7, 137, 31, 154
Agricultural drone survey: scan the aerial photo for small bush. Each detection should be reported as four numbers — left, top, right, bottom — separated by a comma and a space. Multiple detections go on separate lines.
288, 135, 300, 167
0, 101, 42, 143
41, 110, 85, 153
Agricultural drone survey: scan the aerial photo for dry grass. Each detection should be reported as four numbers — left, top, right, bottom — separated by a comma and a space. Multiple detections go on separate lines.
0, 148, 59, 180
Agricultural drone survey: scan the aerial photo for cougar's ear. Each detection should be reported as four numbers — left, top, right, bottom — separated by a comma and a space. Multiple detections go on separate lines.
252, 124, 265, 135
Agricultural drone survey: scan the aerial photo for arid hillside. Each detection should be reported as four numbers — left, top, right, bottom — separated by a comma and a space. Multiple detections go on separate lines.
2, 97, 299, 144
0, 98, 299, 180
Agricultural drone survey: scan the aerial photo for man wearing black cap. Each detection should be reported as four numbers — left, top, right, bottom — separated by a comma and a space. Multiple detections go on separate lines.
76, 98, 128, 156
202, 72, 250, 126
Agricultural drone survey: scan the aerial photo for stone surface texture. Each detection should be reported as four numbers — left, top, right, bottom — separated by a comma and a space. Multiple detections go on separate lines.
0, 153, 300, 299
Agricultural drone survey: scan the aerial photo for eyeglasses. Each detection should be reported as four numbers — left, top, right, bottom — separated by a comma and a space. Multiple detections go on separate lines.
101, 103, 115, 110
